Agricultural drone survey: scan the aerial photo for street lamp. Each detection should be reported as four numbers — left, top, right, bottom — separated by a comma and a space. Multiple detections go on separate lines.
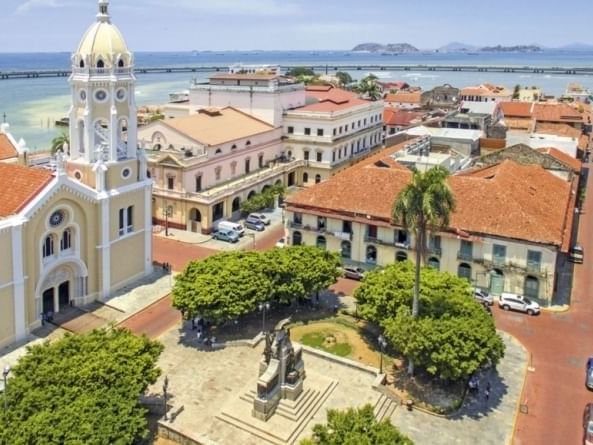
163, 205, 172, 237
162, 375, 169, 421
259, 302, 270, 333
3, 365, 10, 413
378, 335, 387, 375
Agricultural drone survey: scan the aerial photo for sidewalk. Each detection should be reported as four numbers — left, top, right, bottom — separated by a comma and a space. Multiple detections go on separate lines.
0, 267, 173, 374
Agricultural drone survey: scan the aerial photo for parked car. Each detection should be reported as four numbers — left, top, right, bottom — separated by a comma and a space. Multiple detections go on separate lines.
586, 357, 593, 390
244, 217, 265, 232
275, 237, 286, 248
247, 213, 271, 226
217, 221, 245, 237
584, 403, 593, 445
498, 292, 540, 315
570, 244, 584, 264
342, 266, 366, 281
212, 228, 239, 243
473, 288, 494, 306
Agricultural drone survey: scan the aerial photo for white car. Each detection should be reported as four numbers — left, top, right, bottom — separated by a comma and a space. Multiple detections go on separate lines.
275, 237, 286, 248
248, 213, 271, 226
498, 292, 540, 315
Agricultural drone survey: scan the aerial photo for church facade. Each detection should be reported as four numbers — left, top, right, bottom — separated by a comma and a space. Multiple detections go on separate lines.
0, 0, 152, 348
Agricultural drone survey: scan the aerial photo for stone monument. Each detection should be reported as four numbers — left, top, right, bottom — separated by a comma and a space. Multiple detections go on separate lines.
253, 326, 305, 421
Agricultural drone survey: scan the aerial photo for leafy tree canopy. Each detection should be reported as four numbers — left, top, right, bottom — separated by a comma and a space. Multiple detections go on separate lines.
300, 404, 414, 445
354, 261, 505, 381
335, 71, 353, 86
50, 132, 70, 155
240, 184, 286, 214
172, 246, 340, 321
0, 329, 163, 445
287, 67, 316, 77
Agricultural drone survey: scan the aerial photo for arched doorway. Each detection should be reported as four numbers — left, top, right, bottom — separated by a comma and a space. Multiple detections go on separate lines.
36, 261, 88, 318
428, 257, 440, 270
248, 190, 257, 200
396, 251, 408, 262
303, 172, 309, 183
189, 208, 202, 233
231, 197, 241, 220
58, 281, 70, 310
366, 245, 377, 264
524, 276, 539, 299
489, 269, 504, 295
341, 241, 351, 259
457, 263, 471, 281
315, 174, 321, 184
293, 231, 302, 246
262, 184, 272, 194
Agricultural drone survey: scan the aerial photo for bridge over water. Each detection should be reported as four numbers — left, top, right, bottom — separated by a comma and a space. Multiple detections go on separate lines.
1, 64, 593, 80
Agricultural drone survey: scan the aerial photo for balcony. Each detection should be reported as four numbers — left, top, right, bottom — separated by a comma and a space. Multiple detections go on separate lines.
457, 251, 474, 261
526, 262, 542, 274
428, 247, 442, 256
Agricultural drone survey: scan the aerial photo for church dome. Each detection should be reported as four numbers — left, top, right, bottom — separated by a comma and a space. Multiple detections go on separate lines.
73, 0, 132, 69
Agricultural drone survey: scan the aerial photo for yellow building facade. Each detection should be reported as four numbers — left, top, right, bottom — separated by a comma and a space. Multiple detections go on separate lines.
0, 0, 152, 348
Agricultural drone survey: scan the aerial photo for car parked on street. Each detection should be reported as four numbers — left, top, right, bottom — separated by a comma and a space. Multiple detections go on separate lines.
247, 213, 271, 226
498, 292, 540, 315
217, 221, 245, 237
570, 244, 584, 264
212, 228, 240, 243
473, 288, 494, 305
584, 403, 593, 445
275, 237, 286, 248
341, 266, 366, 281
586, 357, 593, 390
244, 217, 265, 232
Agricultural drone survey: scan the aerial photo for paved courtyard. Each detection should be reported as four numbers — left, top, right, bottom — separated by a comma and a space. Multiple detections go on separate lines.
151, 325, 526, 445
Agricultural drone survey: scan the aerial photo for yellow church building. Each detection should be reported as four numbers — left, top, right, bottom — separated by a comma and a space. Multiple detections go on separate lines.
0, 0, 153, 348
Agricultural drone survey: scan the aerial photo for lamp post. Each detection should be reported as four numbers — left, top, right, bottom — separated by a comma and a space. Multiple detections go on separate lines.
378, 335, 387, 375
259, 302, 270, 333
3, 365, 10, 413
162, 375, 169, 421
163, 205, 172, 237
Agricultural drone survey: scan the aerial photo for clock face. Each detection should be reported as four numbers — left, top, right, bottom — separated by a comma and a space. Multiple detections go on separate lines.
79, 90, 87, 102
95, 90, 108, 102
49, 210, 65, 227
116, 88, 126, 101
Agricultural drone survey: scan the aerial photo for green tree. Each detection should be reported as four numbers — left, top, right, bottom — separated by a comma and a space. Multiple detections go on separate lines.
265, 246, 341, 304
512, 84, 521, 99
392, 166, 455, 374
240, 184, 286, 214
50, 132, 70, 155
354, 262, 504, 381
355, 74, 381, 101
0, 329, 163, 445
335, 71, 353, 87
286, 67, 315, 77
172, 251, 274, 322
300, 404, 414, 445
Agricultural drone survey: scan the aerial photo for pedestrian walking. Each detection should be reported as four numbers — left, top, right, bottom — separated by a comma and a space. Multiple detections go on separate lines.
484, 387, 490, 401
196, 330, 202, 343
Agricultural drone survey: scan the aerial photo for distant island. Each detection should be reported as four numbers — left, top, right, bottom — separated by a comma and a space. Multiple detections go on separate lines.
352, 42, 419, 53
480, 44, 542, 52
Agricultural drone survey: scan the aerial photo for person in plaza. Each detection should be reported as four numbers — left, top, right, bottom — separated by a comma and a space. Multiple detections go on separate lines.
485, 382, 491, 401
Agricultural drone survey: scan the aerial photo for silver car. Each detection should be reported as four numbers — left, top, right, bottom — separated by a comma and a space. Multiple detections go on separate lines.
248, 213, 271, 226
473, 288, 494, 306
498, 293, 540, 316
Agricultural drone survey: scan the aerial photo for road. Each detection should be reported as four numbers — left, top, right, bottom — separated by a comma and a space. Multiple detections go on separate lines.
124, 225, 286, 339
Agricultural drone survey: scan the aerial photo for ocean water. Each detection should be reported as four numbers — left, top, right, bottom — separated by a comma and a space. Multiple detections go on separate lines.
1, 50, 592, 150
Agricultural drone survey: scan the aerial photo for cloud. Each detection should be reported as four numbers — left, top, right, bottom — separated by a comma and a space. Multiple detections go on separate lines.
146, 0, 301, 17
15, 0, 66, 14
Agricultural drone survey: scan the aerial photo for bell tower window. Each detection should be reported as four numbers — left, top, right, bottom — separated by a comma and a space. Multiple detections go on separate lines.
97, 60, 104, 68
79, 60, 85, 68
118, 59, 124, 68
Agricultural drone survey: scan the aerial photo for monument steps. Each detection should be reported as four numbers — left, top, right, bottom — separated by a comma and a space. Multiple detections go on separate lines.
217, 411, 286, 445
373, 394, 398, 421
285, 379, 339, 444
275, 389, 320, 421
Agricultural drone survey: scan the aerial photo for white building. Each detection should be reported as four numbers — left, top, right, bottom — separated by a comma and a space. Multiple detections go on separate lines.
506, 132, 579, 158
283, 85, 385, 185
404, 126, 482, 156
189, 71, 305, 127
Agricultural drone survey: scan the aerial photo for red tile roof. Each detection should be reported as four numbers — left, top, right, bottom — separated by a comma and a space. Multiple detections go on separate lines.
383, 109, 423, 127
297, 87, 369, 113
533, 103, 583, 124
0, 164, 53, 217
287, 143, 574, 249
0, 134, 18, 161
535, 147, 582, 172
384, 92, 422, 104
500, 102, 534, 118
535, 122, 582, 139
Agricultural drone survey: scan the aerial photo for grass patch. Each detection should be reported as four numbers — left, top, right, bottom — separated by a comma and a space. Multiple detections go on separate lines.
300, 331, 353, 357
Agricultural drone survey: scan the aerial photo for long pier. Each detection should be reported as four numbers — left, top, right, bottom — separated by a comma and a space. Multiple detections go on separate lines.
1, 64, 593, 80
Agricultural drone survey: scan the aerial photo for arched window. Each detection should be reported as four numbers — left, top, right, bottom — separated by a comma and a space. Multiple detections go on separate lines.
232, 197, 241, 213
146, 170, 151, 178
428, 257, 440, 270
189, 208, 201, 222
79, 60, 85, 68
287, 150, 292, 158
366, 245, 377, 264
303, 172, 309, 183
60, 228, 72, 251
316, 236, 326, 249
215, 148, 222, 155
524, 276, 539, 299
118, 59, 124, 68
396, 251, 408, 262
293, 231, 302, 246
341, 241, 351, 259
97, 59, 105, 68
315, 174, 321, 184
231, 144, 237, 150
245, 140, 251, 147
458, 263, 471, 281
43, 235, 54, 258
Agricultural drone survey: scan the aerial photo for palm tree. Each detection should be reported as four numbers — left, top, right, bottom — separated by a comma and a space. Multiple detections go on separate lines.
51, 132, 70, 155
355, 74, 381, 101
392, 166, 455, 374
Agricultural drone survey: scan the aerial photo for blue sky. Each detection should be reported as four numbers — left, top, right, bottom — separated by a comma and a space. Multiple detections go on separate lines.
3, 0, 593, 52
